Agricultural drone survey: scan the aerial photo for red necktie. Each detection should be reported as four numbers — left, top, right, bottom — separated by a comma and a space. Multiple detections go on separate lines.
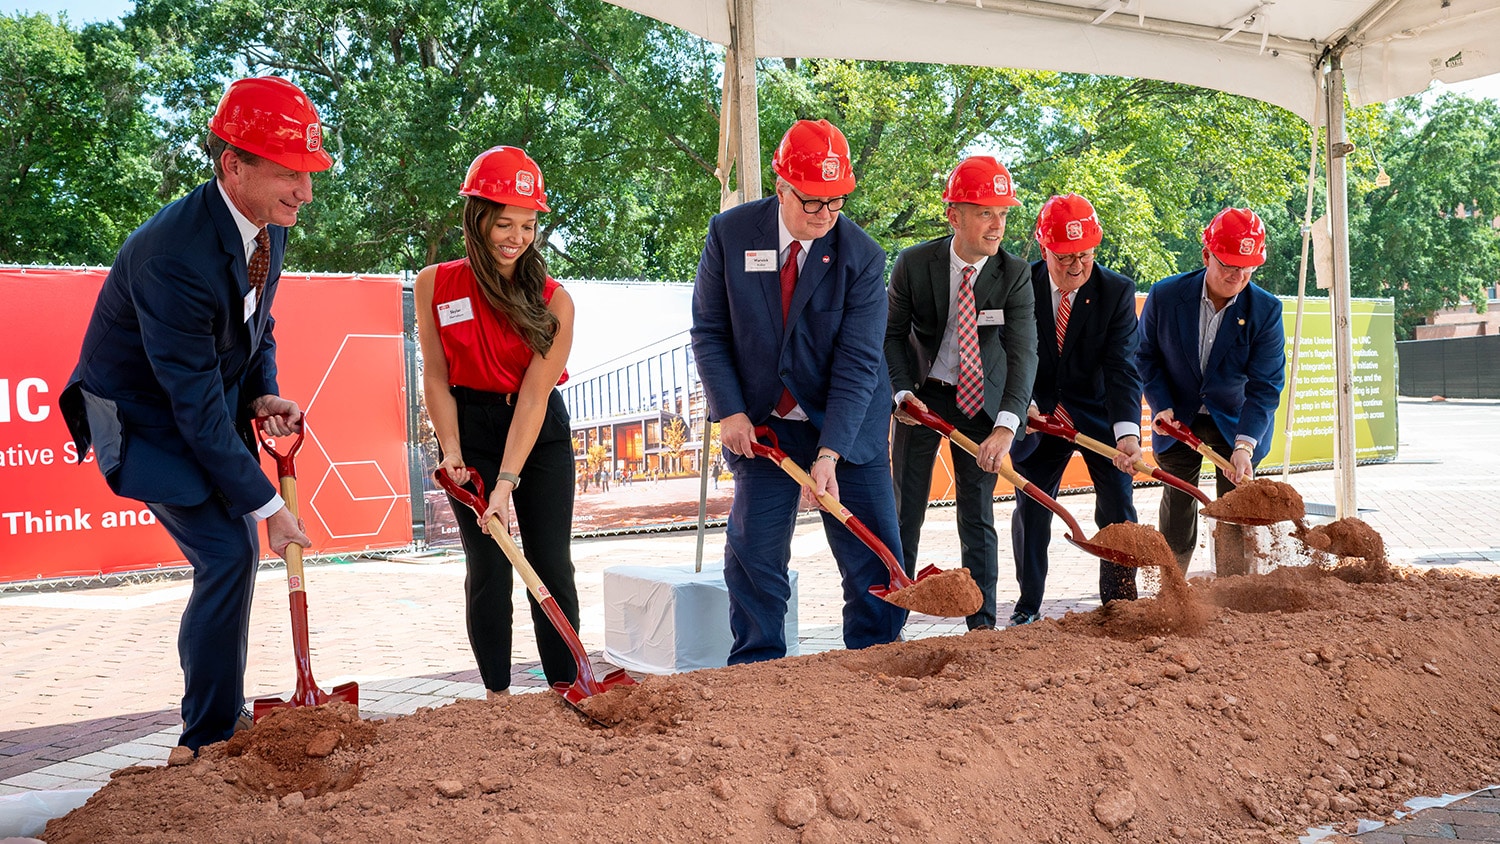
1053, 290, 1075, 427
775, 242, 802, 417
954, 265, 983, 418
248, 228, 271, 295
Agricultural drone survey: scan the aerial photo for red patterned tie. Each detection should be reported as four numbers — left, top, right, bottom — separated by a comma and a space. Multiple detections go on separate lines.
1053, 290, 1075, 427
955, 265, 983, 417
248, 228, 271, 295
774, 242, 802, 417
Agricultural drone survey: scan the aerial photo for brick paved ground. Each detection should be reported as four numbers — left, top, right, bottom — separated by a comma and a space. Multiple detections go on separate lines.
1, 398, 1496, 841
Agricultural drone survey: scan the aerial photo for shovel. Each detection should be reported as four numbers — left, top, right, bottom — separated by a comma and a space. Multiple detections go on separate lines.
1150, 417, 1289, 527
251, 416, 359, 721
434, 468, 636, 707
1025, 413, 1211, 505
898, 400, 1156, 568
747, 426, 978, 615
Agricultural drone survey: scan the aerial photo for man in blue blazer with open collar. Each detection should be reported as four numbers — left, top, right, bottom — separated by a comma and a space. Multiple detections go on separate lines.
1136, 207, 1287, 573
886, 155, 1038, 631
60, 77, 329, 752
1009, 194, 1143, 624
692, 119, 904, 663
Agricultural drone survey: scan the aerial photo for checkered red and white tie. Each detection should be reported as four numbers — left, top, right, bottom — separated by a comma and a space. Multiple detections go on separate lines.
955, 265, 983, 417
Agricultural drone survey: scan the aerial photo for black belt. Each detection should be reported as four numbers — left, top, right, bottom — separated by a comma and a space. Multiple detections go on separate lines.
451, 385, 516, 405
923, 378, 957, 389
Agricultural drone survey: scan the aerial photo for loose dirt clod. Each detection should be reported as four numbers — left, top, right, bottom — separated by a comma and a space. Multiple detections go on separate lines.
42, 542, 1500, 844
1204, 477, 1306, 523
1091, 521, 1176, 568
881, 566, 984, 617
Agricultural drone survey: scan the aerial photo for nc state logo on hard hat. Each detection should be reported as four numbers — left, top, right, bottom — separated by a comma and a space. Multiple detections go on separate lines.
821, 155, 840, 182
993, 174, 1011, 196
1065, 220, 1084, 241
1239, 237, 1255, 255
515, 170, 535, 196
305, 123, 322, 153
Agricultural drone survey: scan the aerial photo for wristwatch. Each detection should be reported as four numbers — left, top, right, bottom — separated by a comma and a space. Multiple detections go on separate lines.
815, 453, 839, 465
496, 471, 521, 489
1233, 442, 1254, 454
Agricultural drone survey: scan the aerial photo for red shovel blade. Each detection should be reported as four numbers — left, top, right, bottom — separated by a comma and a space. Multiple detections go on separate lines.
251, 590, 359, 721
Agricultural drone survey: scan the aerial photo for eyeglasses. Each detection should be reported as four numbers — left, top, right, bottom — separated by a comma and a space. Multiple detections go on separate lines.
786, 187, 847, 215
1210, 254, 1258, 277
1049, 250, 1096, 266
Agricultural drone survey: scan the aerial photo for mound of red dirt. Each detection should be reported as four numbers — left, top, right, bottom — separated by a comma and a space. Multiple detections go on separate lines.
44, 567, 1500, 843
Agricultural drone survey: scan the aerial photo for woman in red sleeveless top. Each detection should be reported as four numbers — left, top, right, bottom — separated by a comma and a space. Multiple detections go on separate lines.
413, 146, 580, 694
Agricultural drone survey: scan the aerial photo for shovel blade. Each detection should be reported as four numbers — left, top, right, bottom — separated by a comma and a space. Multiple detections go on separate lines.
251, 680, 360, 722
556, 668, 637, 707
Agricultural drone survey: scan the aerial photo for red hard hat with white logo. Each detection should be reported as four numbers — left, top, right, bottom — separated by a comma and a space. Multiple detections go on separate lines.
1035, 194, 1103, 253
1203, 207, 1267, 267
459, 146, 550, 212
942, 156, 1021, 207
772, 119, 856, 196
209, 76, 333, 173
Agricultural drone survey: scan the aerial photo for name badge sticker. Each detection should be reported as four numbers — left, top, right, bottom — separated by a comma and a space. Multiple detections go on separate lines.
976, 309, 1005, 326
744, 250, 777, 273
243, 288, 257, 323
437, 297, 475, 327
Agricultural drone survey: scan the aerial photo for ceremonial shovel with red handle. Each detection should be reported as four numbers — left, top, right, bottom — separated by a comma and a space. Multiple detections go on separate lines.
1025, 413, 1211, 505
251, 415, 359, 721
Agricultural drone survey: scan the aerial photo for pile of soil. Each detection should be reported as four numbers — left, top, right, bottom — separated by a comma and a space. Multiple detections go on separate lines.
881, 567, 984, 617
1204, 479, 1306, 524
1298, 518, 1387, 562
44, 553, 1500, 843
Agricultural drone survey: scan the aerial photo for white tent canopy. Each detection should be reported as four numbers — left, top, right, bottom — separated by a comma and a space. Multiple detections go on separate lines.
605, 0, 1500, 121
606, 0, 1500, 519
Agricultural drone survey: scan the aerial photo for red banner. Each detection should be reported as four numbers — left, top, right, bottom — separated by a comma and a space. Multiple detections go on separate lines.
0, 267, 412, 584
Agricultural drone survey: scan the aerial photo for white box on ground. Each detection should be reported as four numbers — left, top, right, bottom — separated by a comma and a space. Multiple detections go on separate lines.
602, 562, 799, 674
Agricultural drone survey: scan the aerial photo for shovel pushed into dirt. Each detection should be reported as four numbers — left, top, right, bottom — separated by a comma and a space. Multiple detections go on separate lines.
1149, 418, 1305, 527
748, 426, 982, 617
1025, 413, 1211, 505
434, 469, 636, 707
898, 400, 1160, 569
251, 416, 359, 721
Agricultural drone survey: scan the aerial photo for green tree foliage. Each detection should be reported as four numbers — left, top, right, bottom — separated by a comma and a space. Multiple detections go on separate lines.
757, 61, 1310, 287
123, 0, 725, 276
1350, 94, 1500, 337
0, 13, 161, 264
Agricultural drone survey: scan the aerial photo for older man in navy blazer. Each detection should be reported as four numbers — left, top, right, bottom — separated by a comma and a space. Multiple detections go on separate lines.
60, 77, 329, 751
1136, 207, 1287, 573
692, 119, 903, 663
1009, 195, 1143, 625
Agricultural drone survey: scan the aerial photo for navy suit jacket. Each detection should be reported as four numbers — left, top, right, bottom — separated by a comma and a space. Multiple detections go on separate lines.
61, 180, 284, 517
1012, 260, 1141, 461
690, 197, 892, 465
885, 236, 1038, 427
1135, 268, 1286, 464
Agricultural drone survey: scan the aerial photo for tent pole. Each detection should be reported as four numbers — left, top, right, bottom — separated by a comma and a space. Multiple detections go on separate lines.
1281, 119, 1320, 482
730, 0, 761, 203
1323, 52, 1358, 519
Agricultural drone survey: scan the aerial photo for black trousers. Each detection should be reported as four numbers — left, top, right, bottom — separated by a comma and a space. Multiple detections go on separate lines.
1153, 414, 1252, 573
1011, 433, 1138, 617
446, 388, 580, 690
891, 380, 1001, 629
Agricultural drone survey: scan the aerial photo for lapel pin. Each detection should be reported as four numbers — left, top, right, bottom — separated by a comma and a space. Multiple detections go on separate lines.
821, 255, 830, 263
1238, 318, 1245, 325
1084, 299, 1090, 305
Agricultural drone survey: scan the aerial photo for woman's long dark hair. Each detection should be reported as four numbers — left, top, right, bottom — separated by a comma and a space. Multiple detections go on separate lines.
462, 196, 559, 356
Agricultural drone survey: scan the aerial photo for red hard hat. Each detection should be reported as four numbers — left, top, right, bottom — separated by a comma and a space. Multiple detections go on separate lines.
459, 146, 550, 212
1203, 207, 1267, 267
1035, 194, 1103, 253
772, 119, 856, 196
942, 156, 1021, 207
209, 76, 333, 173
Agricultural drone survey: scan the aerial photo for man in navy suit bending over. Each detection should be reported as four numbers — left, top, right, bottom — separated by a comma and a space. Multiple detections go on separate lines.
1009, 195, 1143, 625
1136, 207, 1286, 574
691, 119, 905, 663
60, 76, 329, 751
